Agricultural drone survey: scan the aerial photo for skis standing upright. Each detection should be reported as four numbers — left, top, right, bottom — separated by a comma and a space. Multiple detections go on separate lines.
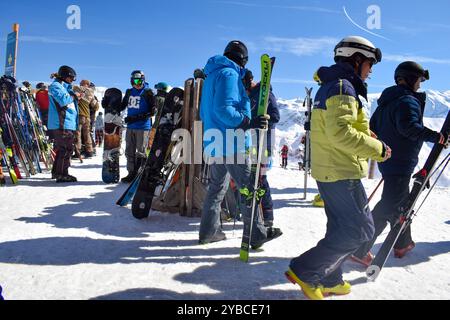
302, 87, 313, 200
366, 110, 450, 281
240, 54, 275, 262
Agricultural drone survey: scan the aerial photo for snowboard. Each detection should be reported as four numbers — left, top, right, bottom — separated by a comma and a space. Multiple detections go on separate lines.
131, 87, 184, 219
101, 88, 123, 184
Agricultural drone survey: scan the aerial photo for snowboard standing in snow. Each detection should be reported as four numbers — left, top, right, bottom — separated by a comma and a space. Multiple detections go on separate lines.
240, 54, 276, 262
366, 110, 450, 281
101, 88, 123, 184
131, 87, 184, 219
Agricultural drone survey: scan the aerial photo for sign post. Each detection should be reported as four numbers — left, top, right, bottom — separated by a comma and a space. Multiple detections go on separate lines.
4, 24, 19, 77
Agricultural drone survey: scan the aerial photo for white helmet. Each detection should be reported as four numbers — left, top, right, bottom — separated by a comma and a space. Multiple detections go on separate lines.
334, 36, 382, 64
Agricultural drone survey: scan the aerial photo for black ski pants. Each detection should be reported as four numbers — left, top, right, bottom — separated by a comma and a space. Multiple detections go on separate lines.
354, 175, 413, 258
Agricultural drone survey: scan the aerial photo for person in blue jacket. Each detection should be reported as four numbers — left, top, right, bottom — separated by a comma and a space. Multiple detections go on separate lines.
244, 69, 280, 227
48, 65, 81, 183
199, 40, 282, 247
352, 61, 448, 263
120, 70, 156, 183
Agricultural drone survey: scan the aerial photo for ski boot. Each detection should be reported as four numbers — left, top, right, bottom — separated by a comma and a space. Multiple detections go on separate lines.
312, 194, 325, 207
321, 281, 351, 296
394, 242, 415, 258
349, 252, 374, 267
285, 268, 323, 300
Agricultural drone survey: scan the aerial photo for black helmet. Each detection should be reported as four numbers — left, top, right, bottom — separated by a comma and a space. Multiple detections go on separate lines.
131, 70, 145, 86
57, 65, 77, 81
395, 61, 429, 84
224, 40, 248, 67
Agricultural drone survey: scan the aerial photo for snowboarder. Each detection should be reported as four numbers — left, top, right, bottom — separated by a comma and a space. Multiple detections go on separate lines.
285, 36, 391, 300
95, 112, 104, 147
73, 80, 96, 158
351, 61, 449, 266
120, 70, 156, 183
154, 82, 169, 118
280, 145, 288, 168
245, 69, 280, 228
199, 40, 281, 247
48, 66, 80, 183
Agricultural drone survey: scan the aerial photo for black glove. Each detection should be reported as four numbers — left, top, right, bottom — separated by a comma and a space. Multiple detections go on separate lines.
239, 115, 270, 130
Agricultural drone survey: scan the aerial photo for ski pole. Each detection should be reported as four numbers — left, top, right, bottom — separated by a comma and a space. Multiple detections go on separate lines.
368, 178, 384, 203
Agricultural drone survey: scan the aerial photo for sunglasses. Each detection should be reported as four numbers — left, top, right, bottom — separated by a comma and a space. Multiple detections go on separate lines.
133, 78, 144, 86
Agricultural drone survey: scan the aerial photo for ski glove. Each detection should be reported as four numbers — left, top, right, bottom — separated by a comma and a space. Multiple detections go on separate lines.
239, 115, 270, 130
380, 141, 392, 162
437, 132, 449, 148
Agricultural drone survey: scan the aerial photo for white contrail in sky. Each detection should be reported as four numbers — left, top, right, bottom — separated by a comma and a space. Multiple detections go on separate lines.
343, 6, 391, 41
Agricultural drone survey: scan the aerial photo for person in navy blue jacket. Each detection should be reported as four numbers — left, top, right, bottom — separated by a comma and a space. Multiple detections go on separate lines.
199, 40, 282, 247
120, 70, 156, 183
48, 65, 81, 183
352, 61, 447, 264
244, 69, 280, 227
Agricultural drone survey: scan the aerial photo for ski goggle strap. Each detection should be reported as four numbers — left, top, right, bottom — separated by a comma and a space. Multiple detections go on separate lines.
336, 42, 382, 63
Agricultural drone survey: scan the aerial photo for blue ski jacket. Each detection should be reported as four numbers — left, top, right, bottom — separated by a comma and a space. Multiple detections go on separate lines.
200, 55, 251, 158
371, 85, 441, 176
48, 80, 78, 131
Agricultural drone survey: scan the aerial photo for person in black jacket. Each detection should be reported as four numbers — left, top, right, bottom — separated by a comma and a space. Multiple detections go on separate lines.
351, 61, 448, 265
244, 70, 281, 227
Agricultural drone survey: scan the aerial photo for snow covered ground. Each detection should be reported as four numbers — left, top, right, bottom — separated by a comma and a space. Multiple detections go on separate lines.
0, 151, 449, 300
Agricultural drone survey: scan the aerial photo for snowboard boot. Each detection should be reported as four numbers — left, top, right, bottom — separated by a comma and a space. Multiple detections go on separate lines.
285, 268, 324, 300
121, 172, 137, 183
56, 175, 78, 183
82, 151, 94, 159
199, 231, 227, 245
251, 227, 283, 250
394, 242, 415, 258
349, 252, 374, 267
320, 281, 351, 296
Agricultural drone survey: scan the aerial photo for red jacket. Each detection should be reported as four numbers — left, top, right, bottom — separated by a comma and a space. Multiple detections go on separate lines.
35, 90, 49, 112
281, 145, 289, 158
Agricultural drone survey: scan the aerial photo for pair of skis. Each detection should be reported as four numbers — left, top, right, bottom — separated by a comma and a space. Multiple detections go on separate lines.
239, 54, 275, 262
367, 110, 450, 281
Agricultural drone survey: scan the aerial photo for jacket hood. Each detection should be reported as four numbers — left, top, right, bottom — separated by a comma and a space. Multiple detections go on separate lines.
314, 62, 368, 99
204, 55, 245, 78
378, 84, 426, 107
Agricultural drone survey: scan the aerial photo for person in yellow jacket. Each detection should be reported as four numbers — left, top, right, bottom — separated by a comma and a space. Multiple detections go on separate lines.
285, 36, 392, 300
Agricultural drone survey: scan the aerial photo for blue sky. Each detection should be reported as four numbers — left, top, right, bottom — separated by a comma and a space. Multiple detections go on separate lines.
1, 0, 450, 98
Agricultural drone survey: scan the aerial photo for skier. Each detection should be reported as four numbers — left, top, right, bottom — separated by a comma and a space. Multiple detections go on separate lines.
280, 145, 288, 168
244, 69, 281, 228
120, 70, 156, 183
198, 40, 281, 247
35, 83, 49, 128
285, 36, 391, 300
95, 112, 104, 147
48, 65, 80, 183
73, 80, 96, 158
350, 61, 449, 266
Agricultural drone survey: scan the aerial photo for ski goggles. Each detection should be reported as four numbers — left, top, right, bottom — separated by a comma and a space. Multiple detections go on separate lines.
132, 78, 144, 86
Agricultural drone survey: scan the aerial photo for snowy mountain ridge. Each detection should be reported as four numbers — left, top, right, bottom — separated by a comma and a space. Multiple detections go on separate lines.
275, 90, 450, 186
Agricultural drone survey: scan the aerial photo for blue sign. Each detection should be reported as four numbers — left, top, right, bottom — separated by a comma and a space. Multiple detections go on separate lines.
5, 31, 18, 77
